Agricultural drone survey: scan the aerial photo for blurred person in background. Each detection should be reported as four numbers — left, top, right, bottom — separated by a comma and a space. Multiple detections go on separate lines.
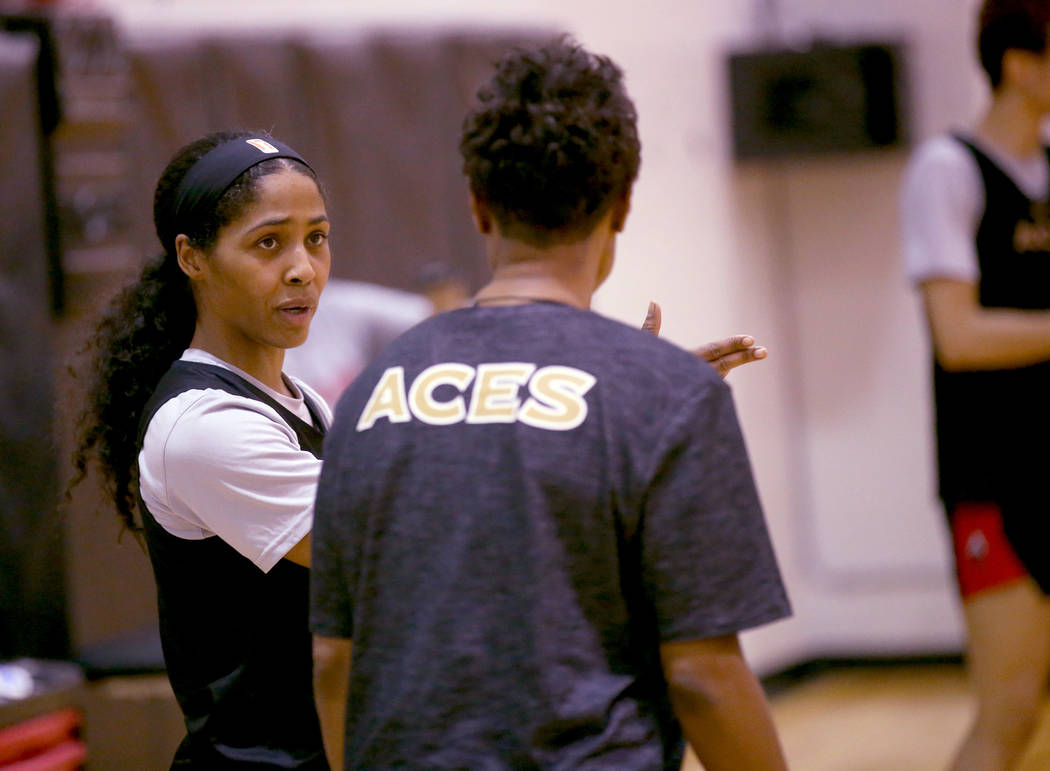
283, 277, 432, 408
283, 262, 471, 408
901, 1, 1050, 767
412, 260, 474, 313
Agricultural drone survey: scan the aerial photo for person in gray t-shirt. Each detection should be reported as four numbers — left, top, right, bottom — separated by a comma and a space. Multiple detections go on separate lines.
310, 37, 791, 771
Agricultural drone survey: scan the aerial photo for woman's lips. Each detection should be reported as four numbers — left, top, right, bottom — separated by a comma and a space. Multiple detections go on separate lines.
277, 300, 315, 324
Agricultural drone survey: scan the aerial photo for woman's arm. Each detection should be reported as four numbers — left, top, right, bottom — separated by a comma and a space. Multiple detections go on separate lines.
284, 533, 312, 567
660, 634, 788, 771
313, 635, 352, 770
641, 301, 767, 377
922, 278, 1050, 370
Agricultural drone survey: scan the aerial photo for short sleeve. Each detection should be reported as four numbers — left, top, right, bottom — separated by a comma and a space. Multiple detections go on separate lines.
141, 390, 320, 572
309, 440, 354, 639
900, 136, 982, 285
640, 382, 791, 642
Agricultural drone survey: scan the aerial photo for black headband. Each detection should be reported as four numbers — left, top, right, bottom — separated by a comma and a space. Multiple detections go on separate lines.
171, 137, 312, 235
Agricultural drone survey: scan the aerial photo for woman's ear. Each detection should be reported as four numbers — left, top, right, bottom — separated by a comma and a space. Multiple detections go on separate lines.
1001, 48, 1036, 91
175, 234, 205, 280
610, 190, 632, 233
469, 193, 493, 235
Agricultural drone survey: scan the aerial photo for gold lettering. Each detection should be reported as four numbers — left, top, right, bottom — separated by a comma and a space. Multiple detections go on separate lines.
356, 366, 410, 431
408, 363, 474, 425
519, 366, 596, 430
466, 363, 536, 424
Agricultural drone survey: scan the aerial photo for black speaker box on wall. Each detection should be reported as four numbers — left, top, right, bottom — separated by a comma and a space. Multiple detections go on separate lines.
727, 41, 908, 159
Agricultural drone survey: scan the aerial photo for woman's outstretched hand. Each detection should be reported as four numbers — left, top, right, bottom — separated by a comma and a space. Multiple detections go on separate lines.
641, 301, 767, 379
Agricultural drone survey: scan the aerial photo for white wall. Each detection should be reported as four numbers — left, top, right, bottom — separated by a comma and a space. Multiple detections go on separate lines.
101, 0, 989, 674
709, 0, 988, 667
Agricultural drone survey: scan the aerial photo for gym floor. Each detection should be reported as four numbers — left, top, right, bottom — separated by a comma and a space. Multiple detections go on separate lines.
684, 660, 1050, 771
79, 659, 1050, 769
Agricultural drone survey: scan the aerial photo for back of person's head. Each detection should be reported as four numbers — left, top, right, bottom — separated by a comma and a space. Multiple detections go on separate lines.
460, 36, 640, 247
71, 130, 317, 533
979, 0, 1050, 88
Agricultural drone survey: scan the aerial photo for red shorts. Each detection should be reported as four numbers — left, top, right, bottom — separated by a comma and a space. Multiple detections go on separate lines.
949, 502, 1029, 599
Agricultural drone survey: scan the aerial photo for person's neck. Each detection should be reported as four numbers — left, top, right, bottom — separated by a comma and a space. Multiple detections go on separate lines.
977, 92, 1046, 158
188, 327, 289, 395
473, 270, 591, 309
474, 234, 606, 309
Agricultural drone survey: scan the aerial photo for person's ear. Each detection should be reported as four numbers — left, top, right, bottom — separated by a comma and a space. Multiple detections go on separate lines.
1002, 48, 1034, 89
469, 193, 494, 235
175, 234, 205, 280
610, 190, 632, 233
595, 238, 615, 290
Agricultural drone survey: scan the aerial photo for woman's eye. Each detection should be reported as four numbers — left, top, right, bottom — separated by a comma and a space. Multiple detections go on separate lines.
257, 236, 278, 249
309, 231, 329, 246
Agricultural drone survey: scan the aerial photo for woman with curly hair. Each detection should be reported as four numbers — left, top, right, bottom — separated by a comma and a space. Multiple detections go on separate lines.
72, 130, 331, 769
310, 37, 788, 771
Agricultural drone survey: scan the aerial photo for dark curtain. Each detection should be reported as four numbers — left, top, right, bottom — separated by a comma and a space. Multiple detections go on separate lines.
122, 26, 556, 293
0, 30, 69, 660
21, 22, 558, 663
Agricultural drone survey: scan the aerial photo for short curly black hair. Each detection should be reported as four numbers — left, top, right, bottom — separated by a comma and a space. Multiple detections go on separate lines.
460, 36, 641, 246
978, 0, 1050, 88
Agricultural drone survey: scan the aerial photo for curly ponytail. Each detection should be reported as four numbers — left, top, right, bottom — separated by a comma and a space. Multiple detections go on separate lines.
69, 130, 316, 532
70, 253, 195, 531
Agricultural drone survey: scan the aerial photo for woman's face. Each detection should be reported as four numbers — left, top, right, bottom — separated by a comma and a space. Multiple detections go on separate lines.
188, 168, 331, 359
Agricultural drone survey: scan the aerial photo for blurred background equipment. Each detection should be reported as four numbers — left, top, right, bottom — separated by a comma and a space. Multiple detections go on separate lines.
0, 11, 63, 315
727, 40, 909, 159
0, 660, 85, 771
0, 10, 69, 665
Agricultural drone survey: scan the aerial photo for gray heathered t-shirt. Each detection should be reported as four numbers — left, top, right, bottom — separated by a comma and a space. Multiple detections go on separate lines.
310, 302, 790, 770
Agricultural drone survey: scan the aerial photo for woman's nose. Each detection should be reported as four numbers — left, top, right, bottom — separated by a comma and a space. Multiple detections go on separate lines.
285, 244, 316, 285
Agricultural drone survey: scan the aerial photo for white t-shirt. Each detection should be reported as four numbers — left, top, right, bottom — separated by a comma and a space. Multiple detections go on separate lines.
138, 349, 333, 573
900, 133, 1050, 285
